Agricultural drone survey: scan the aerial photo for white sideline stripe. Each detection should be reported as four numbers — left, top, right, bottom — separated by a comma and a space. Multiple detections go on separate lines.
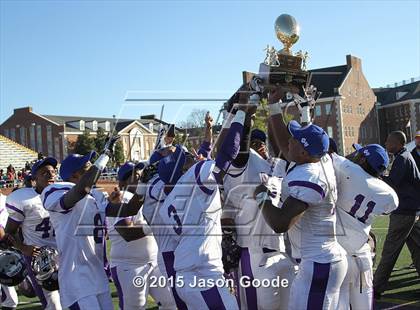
382, 300, 420, 309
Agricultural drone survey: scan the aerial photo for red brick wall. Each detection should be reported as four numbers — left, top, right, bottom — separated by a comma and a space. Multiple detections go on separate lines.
0, 107, 64, 160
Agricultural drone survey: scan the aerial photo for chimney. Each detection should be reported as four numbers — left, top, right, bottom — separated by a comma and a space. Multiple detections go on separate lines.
14, 107, 32, 114
346, 55, 362, 71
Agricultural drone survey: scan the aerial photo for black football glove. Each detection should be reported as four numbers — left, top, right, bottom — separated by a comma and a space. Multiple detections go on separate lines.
221, 227, 241, 274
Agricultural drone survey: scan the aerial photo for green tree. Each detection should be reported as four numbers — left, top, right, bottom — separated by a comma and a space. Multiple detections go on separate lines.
178, 109, 208, 128
252, 99, 294, 132
112, 141, 125, 166
94, 127, 107, 152
73, 130, 95, 155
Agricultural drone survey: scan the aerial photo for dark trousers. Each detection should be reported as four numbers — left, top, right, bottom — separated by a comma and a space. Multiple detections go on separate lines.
373, 214, 420, 293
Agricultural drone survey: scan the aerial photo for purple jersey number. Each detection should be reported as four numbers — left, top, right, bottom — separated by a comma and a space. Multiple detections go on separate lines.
168, 205, 182, 235
348, 194, 376, 224
35, 218, 55, 238
93, 213, 104, 244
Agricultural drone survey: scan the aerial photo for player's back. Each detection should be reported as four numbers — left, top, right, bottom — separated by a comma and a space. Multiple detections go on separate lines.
223, 149, 285, 251
6, 187, 56, 248
107, 190, 158, 267
283, 155, 344, 263
41, 182, 109, 307
142, 174, 178, 257
161, 160, 224, 277
332, 154, 399, 253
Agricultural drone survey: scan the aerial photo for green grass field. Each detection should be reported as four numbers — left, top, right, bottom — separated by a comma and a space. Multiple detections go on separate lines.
15, 216, 420, 309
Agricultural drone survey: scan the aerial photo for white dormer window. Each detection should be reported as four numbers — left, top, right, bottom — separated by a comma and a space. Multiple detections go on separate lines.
105, 121, 110, 131
80, 120, 85, 131
92, 120, 98, 131
149, 123, 154, 132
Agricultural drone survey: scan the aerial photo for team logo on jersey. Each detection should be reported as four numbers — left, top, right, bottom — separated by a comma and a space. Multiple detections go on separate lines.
301, 138, 309, 147
363, 149, 370, 157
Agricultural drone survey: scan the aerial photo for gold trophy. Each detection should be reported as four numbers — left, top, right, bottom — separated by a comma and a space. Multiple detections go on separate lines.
258, 14, 308, 89
275, 14, 300, 55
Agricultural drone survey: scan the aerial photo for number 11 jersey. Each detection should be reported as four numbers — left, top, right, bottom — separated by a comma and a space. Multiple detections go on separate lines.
332, 154, 398, 253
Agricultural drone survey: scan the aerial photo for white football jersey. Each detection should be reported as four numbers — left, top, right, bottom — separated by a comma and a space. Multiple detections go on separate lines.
159, 160, 224, 277
223, 149, 286, 251
6, 188, 56, 248
283, 155, 345, 263
332, 154, 399, 253
107, 190, 158, 267
41, 182, 109, 307
0, 194, 8, 228
142, 174, 179, 256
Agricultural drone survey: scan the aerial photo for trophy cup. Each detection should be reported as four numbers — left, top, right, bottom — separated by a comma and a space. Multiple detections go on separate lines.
258, 14, 308, 89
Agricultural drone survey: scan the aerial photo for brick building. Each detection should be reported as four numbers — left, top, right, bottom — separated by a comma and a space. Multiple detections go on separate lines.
374, 80, 420, 144
297, 55, 378, 155
187, 55, 379, 156
0, 107, 169, 162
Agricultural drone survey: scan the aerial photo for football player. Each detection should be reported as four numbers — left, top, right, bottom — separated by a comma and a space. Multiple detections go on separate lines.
0, 192, 18, 310
107, 161, 175, 310
222, 125, 296, 310
41, 138, 142, 310
333, 144, 398, 309
141, 113, 214, 310
157, 106, 254, 310
5, 157, 62, 310
254, 88, 347, 310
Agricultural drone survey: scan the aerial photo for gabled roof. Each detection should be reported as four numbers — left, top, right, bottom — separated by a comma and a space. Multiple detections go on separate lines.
308, 65, 349, 98
41, 114, 166, 133
373, 80, 420, 106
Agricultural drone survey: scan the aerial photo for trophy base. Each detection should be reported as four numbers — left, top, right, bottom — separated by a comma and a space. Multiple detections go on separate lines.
259, 63, 308, 90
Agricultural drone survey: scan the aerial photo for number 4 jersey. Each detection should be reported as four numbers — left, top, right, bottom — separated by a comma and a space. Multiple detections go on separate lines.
332, 154, 399, 253
6, 187, 57, 248
41, 182, 109, 308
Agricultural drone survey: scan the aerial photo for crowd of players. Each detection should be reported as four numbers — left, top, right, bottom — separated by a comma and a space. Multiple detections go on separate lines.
0, 85, 410, 310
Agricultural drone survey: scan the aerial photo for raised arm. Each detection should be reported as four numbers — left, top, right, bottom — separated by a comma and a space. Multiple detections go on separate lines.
267, 88, 292, 161
196, 112, 213, 159
62, 136, 120, 210
214, 102, 256, 182
213, 84, 249, 156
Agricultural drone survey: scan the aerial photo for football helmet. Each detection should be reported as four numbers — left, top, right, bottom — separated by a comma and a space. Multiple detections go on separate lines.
31, 246, 59, 291
0, 250, 28, 286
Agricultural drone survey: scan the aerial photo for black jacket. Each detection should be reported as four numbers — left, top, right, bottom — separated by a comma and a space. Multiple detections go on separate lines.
411, 147, 420, 170
384, 148, 420, 215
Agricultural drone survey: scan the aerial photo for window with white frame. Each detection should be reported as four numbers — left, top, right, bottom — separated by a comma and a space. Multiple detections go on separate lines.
105, 121, 110, 131
36, 125, 42, 151
30, 125, 36, 149
47, 125, 53, 156
327, 126, 333, 137
315, 106, 322, 116
80, 120, 85, 131
92, 121, 98, 131
20, 126, 26, 146
325, 104, 331, 115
